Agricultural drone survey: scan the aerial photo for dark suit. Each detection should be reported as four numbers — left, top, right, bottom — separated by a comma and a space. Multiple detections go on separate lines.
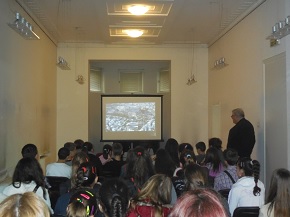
227, 118, 255, 158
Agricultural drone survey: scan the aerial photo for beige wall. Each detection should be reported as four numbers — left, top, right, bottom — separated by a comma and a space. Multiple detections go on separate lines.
2, 0, 290, 184
0, 0, 57, 175
209, 0, 290, 182
57, 45, 209, 152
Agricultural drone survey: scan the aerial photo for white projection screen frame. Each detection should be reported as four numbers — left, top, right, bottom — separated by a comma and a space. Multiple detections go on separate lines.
101, 95, 163, 141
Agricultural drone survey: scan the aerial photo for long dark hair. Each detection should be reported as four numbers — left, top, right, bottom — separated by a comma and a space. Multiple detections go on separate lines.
237, 157, 261, 196
165, 138, 180, 167
12, 157, 46, 199
98, 178, 129, 217
154, 148, 176, 177
204, 147, 221, 173
126, 146, 155, 190
266, 168, 290, 217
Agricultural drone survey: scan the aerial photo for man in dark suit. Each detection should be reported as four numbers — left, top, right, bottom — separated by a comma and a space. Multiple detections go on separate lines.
227, 108, 255, 158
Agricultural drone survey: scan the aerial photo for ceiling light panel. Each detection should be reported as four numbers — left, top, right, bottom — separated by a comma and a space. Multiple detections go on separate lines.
106, 1, 173, 16
109, 28, 160, 37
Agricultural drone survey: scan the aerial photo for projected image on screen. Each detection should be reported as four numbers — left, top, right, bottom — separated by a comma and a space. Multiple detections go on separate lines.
106, 103, 155, 132
101, 95, 162, 141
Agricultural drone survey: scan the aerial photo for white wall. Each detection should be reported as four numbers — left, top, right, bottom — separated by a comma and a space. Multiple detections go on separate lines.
208, 0, 290, 183
57, 44, 209, 152
0, 0, 57, 175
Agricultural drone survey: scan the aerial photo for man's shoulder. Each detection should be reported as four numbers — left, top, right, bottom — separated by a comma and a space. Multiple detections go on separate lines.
238, 118, 254, 126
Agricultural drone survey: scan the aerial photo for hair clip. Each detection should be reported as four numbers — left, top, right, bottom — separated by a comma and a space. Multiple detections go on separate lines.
80, 193, 90, 200
85, 191, 94, 197
90, 205, 95, 215
92, 167, 96, 174
137, 152, 142, 156
86, 206, 90, 216
240, 162, 244, 169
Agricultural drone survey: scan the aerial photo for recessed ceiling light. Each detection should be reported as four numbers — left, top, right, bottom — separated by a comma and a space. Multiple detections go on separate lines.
124, 29, 144, 38
128, 5, 149, 15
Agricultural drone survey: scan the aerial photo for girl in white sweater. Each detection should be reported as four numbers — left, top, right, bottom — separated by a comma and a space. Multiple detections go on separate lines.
228, 157, 265, 216
3, 157, 53, 214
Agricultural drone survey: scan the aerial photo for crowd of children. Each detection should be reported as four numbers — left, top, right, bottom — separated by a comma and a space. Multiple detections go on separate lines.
0, 138, 289, 217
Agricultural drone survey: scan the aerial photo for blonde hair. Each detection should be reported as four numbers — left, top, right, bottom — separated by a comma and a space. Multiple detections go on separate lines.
131, 174, 172, 216
66, 201, 87, 217
0, 192, 50, 217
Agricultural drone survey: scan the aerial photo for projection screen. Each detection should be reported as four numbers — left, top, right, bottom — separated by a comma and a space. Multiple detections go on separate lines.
101, 95, 163, 141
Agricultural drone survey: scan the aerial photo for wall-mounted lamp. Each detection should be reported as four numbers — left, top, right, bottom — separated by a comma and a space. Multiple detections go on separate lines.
76, 75, 85, 84
212, 57, 228, 70
267, 16, 290, 41
56, 56, 70, 70
186, 75, 197, 85
7, 12, 40, 40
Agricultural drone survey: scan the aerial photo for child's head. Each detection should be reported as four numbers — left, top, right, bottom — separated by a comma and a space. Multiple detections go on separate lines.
21, 144, 38, 159
223, 149, 239, 166
67, 189, 97, 217
195, 141, 206, 154
112, 142, 123, 156
170, 189, 228, 217
208, 138, 222, 149
0, 192, 50, 217
98, 178, 129, 217
74, 162, 97, 189
58, 147, 70, 160
180, 150, 196, 166
179, 143, 193, 153
102, 144, 112, 159
134, 174, 172, 205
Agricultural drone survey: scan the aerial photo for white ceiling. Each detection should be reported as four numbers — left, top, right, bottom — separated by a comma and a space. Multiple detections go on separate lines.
16, 0, 265, 46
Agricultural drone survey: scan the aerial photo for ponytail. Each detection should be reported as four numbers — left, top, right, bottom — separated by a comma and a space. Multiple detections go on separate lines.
252, 160, 261, 196
99, 178, 129, 217
74, 162, 96, 190
111, 195, 126, 217
237, 157, 261, 196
